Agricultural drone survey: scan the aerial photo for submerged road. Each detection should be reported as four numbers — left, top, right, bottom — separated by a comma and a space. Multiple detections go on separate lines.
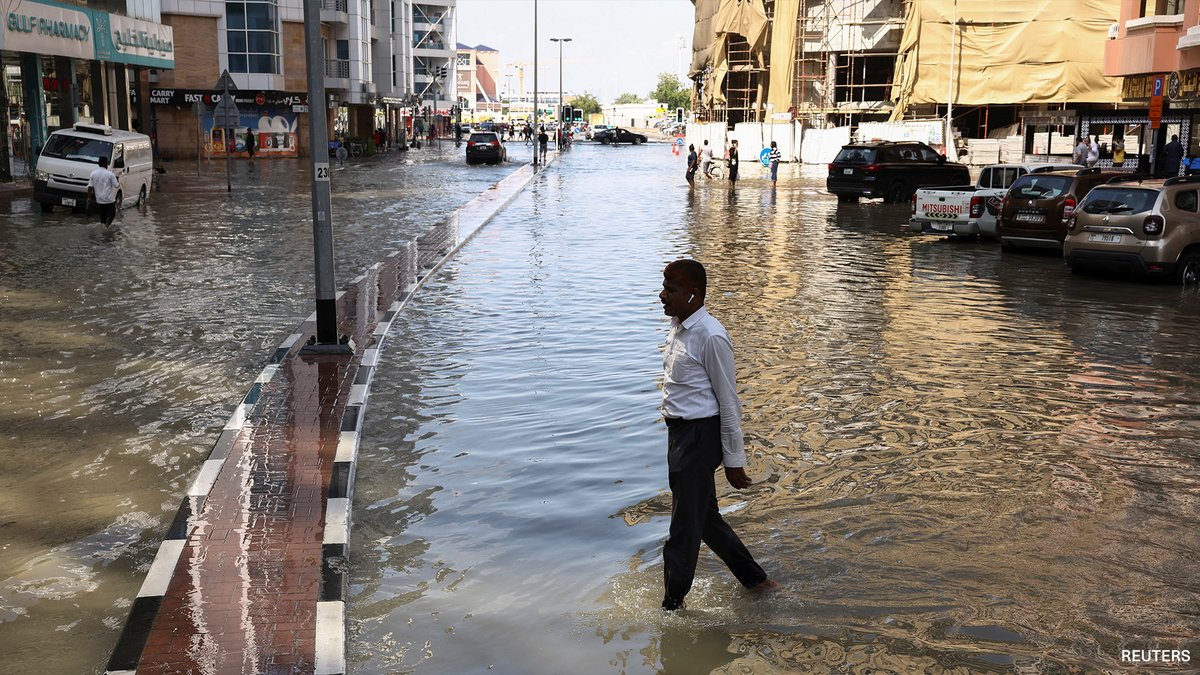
349, 144, 1200, 673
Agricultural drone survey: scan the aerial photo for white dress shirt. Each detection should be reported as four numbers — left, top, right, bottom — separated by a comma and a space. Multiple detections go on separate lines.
88, 167, 120, 205
661, 306, 746, 468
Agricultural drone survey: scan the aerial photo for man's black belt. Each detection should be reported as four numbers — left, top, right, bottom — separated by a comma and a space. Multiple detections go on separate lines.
663, 415, 718, 428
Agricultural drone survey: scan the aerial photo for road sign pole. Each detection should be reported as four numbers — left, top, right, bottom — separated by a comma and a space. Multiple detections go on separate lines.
300, 0, 348, 353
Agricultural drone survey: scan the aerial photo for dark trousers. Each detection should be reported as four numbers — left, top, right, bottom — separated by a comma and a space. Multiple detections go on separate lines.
662, 415, 766, 609
97, 201, 116, 226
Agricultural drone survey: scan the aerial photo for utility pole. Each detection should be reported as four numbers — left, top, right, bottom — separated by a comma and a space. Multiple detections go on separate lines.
533, 0, 539, 167
299, 0, 349, 354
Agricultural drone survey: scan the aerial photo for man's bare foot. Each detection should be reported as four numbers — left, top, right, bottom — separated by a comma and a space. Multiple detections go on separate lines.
750, 578, 781, 596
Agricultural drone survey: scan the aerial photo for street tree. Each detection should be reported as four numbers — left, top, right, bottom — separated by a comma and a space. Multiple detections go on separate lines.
572, 92, 602, 116
614, 92, 645, 105
650, 73, 690, 110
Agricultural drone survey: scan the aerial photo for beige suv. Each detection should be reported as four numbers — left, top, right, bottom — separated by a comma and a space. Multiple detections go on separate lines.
1064, 175, 1200, 284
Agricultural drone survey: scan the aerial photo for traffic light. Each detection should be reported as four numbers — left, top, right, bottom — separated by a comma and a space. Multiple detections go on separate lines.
676, 107, 684, 123
574, 108, 582, 122
561, 104, 571, 122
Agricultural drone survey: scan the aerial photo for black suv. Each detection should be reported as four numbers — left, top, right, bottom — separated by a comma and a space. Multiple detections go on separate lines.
827, 141, 970, 203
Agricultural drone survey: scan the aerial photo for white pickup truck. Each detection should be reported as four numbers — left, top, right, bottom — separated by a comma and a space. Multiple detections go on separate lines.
909, 162, 1082, 237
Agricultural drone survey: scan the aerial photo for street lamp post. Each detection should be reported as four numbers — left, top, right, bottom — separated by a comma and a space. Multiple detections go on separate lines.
551, 37, 572, 150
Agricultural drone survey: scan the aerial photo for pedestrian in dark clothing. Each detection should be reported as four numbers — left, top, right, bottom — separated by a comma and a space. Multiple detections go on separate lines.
727, 140, 740, 183
245, 129, 256, 161
538, 127, 549, 161
1162, 134, 1185, 177
685, 144, 698, 186
768, 141, 781, 184
657, 259, 779, 611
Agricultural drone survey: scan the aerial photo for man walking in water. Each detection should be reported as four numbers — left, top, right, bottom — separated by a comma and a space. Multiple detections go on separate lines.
658, 259, 779, 610
87, 156, 120, 228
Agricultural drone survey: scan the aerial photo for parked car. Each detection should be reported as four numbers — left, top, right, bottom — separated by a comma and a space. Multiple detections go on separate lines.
909, 162, 1082, 237
465, 132, 506, 165
33, 122, 154, 213
826, 141, 969, 203
595, 127, 648, 145
996, 168, 1122, 250
1064, 174, 1200, 284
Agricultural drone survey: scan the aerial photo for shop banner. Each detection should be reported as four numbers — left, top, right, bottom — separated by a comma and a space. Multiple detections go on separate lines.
203, 108, 300, 158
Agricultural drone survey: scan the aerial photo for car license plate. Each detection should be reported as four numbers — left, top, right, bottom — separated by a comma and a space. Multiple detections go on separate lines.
61, 198, 75, 207
1015, 212, 1043, 223
931, 222, 953, 232
1088, 233, 1122, 243
843, 168, 853, 175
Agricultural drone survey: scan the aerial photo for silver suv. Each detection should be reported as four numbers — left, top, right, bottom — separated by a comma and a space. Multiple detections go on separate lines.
1064, 175, 1200, 284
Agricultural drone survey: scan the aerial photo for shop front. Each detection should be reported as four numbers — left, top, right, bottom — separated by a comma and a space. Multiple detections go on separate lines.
143, 88, 307, 160
0, 0, 173, 180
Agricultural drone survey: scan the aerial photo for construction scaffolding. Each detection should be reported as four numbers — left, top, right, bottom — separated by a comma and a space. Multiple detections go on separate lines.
690, 0, 905, 129
792, 0, 907, 129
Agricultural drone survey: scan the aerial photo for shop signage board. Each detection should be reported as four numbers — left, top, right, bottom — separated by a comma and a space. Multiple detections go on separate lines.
141, 88, 307, 107
93, 12, 175, 69
2, 0, 94, 60
0, 0, 173, 67
1150, 74, 1165, 129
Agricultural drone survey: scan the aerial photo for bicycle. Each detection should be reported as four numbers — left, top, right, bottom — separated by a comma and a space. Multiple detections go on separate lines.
348, 142, 364, 158
704, 161, 724, 179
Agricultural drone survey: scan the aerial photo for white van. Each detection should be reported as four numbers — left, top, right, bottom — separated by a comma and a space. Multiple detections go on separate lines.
33, 123, 153, 213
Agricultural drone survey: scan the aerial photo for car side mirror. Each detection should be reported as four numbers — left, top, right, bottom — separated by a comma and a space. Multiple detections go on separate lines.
113, 158, 125, 169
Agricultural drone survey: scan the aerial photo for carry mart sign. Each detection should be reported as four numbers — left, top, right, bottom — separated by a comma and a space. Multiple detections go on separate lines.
1, 0, 173, 68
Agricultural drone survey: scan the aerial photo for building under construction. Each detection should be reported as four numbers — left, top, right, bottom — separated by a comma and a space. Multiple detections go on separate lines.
689, 0, 907, 129
690, 0, 1123, 142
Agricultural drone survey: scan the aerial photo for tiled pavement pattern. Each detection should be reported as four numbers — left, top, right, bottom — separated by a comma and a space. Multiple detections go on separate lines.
105, 157, 549, 674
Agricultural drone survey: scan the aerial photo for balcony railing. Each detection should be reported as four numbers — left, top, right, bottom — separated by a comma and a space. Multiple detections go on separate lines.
321, 0, 348, 12
326, 59, 350, 79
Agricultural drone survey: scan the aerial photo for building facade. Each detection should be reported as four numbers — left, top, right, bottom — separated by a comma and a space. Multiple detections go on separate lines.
149, 0, 456, 161
455, 42, 499, 116
1104, 0, 1200, 173
0, 0, 174, 179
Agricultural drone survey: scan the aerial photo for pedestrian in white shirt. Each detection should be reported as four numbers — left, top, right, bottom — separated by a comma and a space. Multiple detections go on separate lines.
701, 140, 714, 178
657, 259, 779, 611
88, 156, 120, 227
1087, 136, 1100, 167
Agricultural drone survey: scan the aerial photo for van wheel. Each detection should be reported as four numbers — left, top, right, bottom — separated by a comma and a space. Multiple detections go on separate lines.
39, 201, 52, 213
836, 194, 859, 204
137, 185, 147, 208
1176, 251, 1200, 285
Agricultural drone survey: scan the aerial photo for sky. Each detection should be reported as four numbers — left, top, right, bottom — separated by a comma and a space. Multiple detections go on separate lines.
456, 0, 695, 104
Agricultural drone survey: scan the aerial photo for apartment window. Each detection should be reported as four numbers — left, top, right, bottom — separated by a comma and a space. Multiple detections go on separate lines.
227, 0, 279, 74
1139, 0, 1184, 16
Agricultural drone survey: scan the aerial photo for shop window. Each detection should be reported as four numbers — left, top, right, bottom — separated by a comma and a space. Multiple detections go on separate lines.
226, 1, 279, 74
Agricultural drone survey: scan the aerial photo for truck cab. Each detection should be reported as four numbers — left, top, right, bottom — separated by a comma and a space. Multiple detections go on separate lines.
909, 162, 1082, 238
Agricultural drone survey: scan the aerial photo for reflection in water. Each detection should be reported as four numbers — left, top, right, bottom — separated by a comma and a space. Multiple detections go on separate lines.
0, 146, 528, 673
350, 147, 1200, 673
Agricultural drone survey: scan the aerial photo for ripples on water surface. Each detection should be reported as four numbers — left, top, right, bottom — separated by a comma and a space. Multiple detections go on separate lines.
351, 147, 1200, 673
0, 146, 527, 672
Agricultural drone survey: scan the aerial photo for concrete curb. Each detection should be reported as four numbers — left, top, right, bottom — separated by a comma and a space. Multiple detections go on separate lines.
103, 155, 555, 674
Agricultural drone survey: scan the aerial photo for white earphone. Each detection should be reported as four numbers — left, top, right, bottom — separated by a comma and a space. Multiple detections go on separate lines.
688, 294, 695, 302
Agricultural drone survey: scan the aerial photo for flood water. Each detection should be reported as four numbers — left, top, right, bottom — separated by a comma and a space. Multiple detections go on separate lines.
0, 143, 531, 673
349, 145, 1200, 673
